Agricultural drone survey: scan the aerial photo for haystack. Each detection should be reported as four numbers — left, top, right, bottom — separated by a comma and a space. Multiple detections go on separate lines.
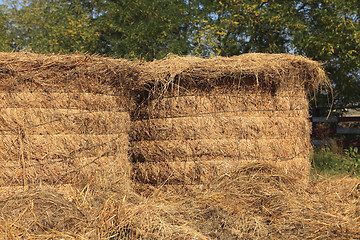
0, 52, 133, 190
130, 54, 330, 185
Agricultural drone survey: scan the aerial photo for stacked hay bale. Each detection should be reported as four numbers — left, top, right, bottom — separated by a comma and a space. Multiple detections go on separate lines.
131, 54, 329, 185
0, 52, 329, 189
0, 52, 133, 191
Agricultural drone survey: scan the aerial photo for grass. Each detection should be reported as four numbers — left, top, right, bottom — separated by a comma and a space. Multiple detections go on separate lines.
312, 145, 360, 177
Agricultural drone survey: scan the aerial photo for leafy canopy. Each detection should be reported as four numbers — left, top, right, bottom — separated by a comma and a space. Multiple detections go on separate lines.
5, 0, 100, 53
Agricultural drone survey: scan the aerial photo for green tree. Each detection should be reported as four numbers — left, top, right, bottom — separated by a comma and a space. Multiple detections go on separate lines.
0, 4, 11, 51
196, 0, 360, 106
2, 0, 196, 59
99, 0, 194, 60
192, 0, 297, 56
6, 0, 100, 53
293, 0, 360, 106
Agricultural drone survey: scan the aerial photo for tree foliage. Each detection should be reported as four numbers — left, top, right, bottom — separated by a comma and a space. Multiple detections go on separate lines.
193, 0, 297, 56
0, 4, 11, 52
98, 0, 194, 60
196, 0, 360, 106
293, 0, 360, 105
5, 0, 100, 53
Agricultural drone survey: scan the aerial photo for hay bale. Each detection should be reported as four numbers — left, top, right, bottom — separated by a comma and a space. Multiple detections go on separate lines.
131, 54, 329, 185
0, 133, 129, 185
0, 52, 135, 99
135, 90, 308, 119
0, 91, 124, 111
0, 104, 130, 187
0, 52, 134, 189
132, 92, 311, 184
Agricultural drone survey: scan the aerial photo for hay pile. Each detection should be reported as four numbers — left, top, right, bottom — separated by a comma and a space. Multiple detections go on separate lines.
124, 165, 360, 240
1, 164, 359, 239
0, 52, 133, 189
0, 188, 86, 239
131, 54, 330, 185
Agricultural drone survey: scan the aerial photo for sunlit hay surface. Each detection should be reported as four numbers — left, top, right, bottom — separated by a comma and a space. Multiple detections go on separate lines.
131, 53, 330, 103
0, 52, 133, 190
1, 164, 359, 239
0, 52, 136, 101
0, 94, 131, 188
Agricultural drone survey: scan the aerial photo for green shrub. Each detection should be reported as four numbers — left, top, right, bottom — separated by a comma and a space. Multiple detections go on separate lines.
312, 146, 360, 177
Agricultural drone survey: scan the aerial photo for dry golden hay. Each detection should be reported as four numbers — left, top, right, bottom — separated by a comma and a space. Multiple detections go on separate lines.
0, 52, 136, 99
132, 114, 310, 141
132, 91, 312, 185
0, 107, 129, 135
132, 137, 309, 162
0, 162, 359, 239
131, 53, 330, 105
0, 188, 86, 239
130, 54, 330, 185
0, 133, 129, 185
0, 102, 131, 186
0, 52, 134, 189
102, 164, 360, 240
0, 91, 125, 111
132, 139, 311, 185
0, 53, 340, 239
132, 157, 309, 185
135, 89, 309, 119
